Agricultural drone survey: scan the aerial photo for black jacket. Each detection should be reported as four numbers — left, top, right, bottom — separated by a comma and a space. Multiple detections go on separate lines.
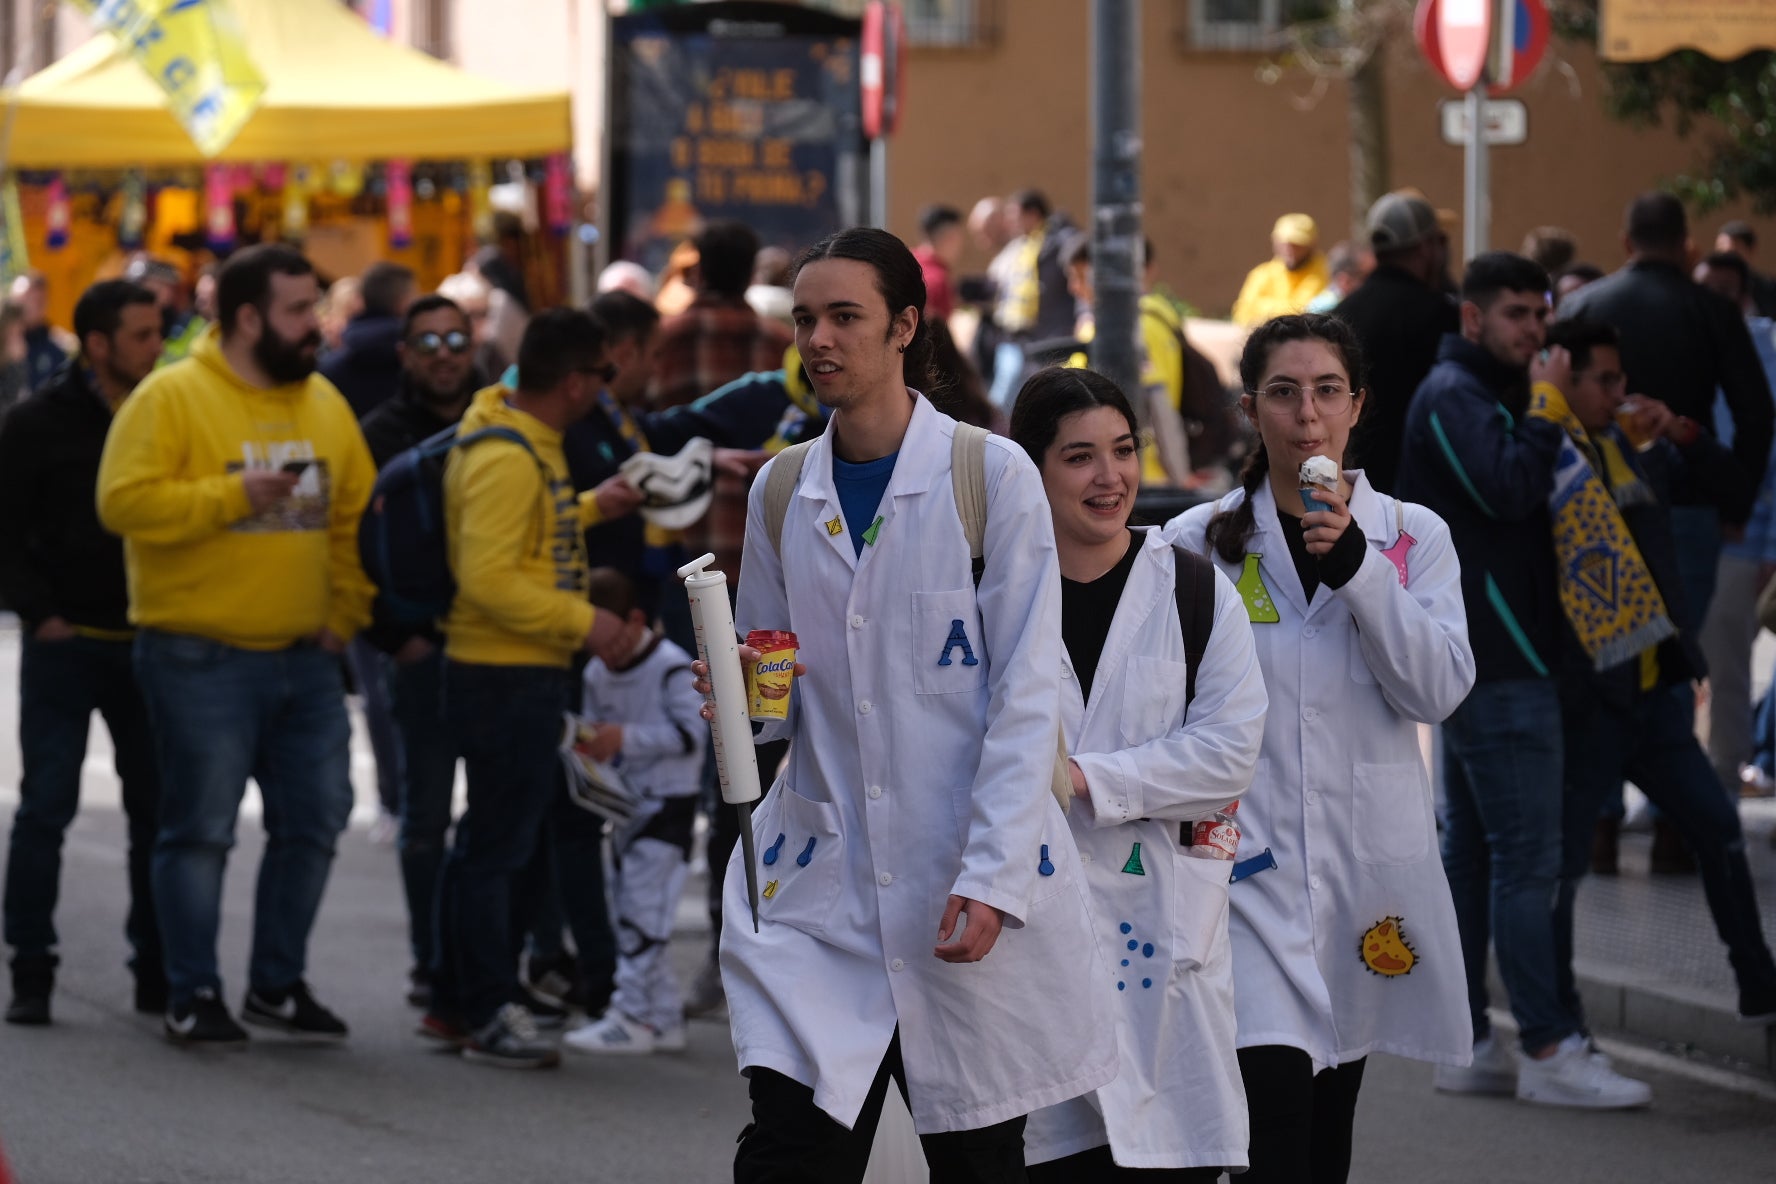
1333, 264, 1460, 495
357, 381, 466, 653
1396, 335, 1566, 684
0, 365, 131, 631
322, 314, 405, 420
1559, 259, 1773, 523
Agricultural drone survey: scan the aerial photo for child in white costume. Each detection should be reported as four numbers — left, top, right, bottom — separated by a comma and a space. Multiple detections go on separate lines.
565, 569, 707, 1057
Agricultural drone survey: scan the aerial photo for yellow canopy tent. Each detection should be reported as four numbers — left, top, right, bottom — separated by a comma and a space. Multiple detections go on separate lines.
2, 0, 572, 166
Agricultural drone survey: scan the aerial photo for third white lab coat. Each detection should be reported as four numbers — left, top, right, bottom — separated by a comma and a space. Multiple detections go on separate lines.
1168, 473, 1476, 1071
721, 393, 1119, 1135
1025, 528, 1268, 1171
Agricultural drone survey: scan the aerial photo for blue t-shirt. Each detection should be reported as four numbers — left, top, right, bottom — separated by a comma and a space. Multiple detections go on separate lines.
833, 451, 899, 557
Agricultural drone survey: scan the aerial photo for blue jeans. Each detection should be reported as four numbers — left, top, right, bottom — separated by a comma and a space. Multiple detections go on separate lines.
1559, 684, 1776, 1013
133, 630, 353, 1004
3, 634, 161, 972
549, 779, 616, 1001
389, 647, 457, 971
347, 635, 402, 817
1441, 679, 1577, 1054
433, 661, 568, 1027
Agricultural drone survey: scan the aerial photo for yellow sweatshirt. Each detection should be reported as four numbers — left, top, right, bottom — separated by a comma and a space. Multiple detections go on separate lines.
1230, 253, 1331, 327
95, 329, 375, 650
443, 385, 605, 668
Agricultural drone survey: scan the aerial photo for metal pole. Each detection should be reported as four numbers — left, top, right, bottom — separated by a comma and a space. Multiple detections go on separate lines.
869, 136, 888, 229
1462, 84, 1489, 261
1090, 0, 1142, 400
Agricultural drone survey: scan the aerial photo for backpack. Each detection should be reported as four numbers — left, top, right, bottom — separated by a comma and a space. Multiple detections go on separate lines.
760, 424, 1217, 812
359, 424, 540, 624
1140, 304, 1243, 470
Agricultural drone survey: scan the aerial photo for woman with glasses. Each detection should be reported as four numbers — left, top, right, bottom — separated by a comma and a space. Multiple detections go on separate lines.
1013, 367, 1268, 1181
1167, 315, 1475, 1183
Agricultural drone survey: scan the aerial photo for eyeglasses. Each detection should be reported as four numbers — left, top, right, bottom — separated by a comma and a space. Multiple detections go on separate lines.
1249, 381, 1354, 414
409, 330, 471, 356
577, 363, 620, 384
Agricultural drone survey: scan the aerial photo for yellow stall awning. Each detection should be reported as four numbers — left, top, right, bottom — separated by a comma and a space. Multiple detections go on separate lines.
3, 0, 572, 167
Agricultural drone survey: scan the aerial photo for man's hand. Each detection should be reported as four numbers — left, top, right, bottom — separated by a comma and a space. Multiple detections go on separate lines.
242, 469, 300, 514
692, 647, 807, 721
714, 448, 769, 480
1300, 487, 1354, 557
1530, 345, 1573, 396
1068, 758, 1089, 801
311, 628, 346, 655
393, 636, 435, 666
593, 475, 644, 522
584, 723, 623, 762
934, 896, 1005, 963
32, 616, 76, 642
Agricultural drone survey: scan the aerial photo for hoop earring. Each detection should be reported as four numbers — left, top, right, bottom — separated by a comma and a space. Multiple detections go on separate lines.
897, 343, 907, 354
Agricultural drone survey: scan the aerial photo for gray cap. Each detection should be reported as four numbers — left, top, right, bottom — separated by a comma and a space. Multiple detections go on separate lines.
1367, 193, 1440, 252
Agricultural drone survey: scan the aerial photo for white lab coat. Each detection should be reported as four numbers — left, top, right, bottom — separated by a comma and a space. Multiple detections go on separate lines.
1168, 473, 1476, 1071
722, 393, 1119, 1135
1025, 529, 1267, 1171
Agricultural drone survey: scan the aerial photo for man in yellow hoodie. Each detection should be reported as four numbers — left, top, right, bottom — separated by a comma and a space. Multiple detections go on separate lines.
423, 307, 636, 1069
97, 245, 376, 1048
1230, 213, 1331, 327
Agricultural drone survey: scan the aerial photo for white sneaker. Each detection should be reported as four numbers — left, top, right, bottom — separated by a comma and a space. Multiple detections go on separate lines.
1434, 1034, 1517, 1095
653, 1022, 687, 1053
564, 1010, 656, 1056
1516, 1035, 1652, 1109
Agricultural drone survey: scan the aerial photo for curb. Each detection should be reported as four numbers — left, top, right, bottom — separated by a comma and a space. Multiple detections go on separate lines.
1572, 959, 1776, 1074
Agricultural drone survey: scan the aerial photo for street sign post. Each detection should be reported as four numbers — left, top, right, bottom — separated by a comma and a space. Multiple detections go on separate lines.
1439, 98, 1528, 146
1416, 0, 1549, 259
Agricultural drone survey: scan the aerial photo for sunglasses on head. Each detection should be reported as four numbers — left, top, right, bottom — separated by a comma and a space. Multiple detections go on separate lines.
409, 330, 471, 356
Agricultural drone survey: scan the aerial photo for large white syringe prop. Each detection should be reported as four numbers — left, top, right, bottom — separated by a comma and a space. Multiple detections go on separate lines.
678, 552, 762, 931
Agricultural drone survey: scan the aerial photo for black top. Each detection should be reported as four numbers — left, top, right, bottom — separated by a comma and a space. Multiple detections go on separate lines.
1560, 259, 1773, 522
1332, 264, 1460, 496
321, 314, 405, 420
1397, 335, 1565, 684
1061, 530, 1140, 702
1277, 506, 1367, 602
0, 364, 131, 630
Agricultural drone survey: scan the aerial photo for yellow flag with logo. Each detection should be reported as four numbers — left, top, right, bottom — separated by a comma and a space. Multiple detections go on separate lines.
67, 0, 266, 158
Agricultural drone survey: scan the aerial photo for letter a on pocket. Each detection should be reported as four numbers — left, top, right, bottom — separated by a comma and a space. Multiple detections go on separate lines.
938, 619, 979, 667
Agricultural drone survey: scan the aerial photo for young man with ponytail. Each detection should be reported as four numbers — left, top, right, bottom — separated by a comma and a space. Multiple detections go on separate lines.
706, 228, 1116, 1182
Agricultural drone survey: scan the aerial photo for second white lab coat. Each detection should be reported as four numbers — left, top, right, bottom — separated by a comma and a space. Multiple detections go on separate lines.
1168, 473, 1476, 1072
721, 394, 1119, 1135
1025, 529, 1268, 1171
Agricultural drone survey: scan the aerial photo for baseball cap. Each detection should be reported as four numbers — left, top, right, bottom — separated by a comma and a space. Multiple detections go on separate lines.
1272, 214, 1318, 247
1367, 193, 1440, 252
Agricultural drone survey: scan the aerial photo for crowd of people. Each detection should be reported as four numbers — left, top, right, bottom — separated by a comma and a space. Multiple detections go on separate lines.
0, 180, 1773, 1182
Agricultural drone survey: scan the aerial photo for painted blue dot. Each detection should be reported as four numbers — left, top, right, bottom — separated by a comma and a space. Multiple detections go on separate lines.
1119, 922, 1132, 934
1127, 939, 1138, 951
1117, 981, 1126, 991
1121, 959, 1130, 967
1142, 978, 1152, 989
1142, 942, 1155, 958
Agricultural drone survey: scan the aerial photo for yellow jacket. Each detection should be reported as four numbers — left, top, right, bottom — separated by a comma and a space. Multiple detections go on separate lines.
443, 385, 605, 668
96, 328, 374, 650
1068, 296, 1189, 484
1230, 254, 1330, 327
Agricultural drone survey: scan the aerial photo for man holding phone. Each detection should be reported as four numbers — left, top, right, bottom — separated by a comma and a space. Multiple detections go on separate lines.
97, 245, 377, 1047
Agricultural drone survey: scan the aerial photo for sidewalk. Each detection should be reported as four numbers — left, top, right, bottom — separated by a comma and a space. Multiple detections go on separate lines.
1564, 798, 1776, 1074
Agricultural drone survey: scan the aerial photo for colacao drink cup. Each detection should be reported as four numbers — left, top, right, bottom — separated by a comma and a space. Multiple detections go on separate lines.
745, 630, 799, 722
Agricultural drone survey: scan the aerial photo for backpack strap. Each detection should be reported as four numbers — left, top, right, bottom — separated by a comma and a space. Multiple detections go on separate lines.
950, 423, 991, 587
762, 441, 815, 557
1172, 544, 1218, 712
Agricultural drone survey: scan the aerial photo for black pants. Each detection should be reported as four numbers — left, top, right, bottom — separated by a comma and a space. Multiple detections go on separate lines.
1236, 1046, 1367, 1184
1027, 1144, 1220, 1182
735, 1032, 1027, 1183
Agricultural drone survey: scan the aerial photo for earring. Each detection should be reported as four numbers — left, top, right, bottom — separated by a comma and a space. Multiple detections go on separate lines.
897, 343, 907, 354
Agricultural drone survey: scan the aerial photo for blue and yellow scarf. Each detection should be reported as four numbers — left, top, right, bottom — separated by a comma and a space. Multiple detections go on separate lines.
1529, 382, 1676, 671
